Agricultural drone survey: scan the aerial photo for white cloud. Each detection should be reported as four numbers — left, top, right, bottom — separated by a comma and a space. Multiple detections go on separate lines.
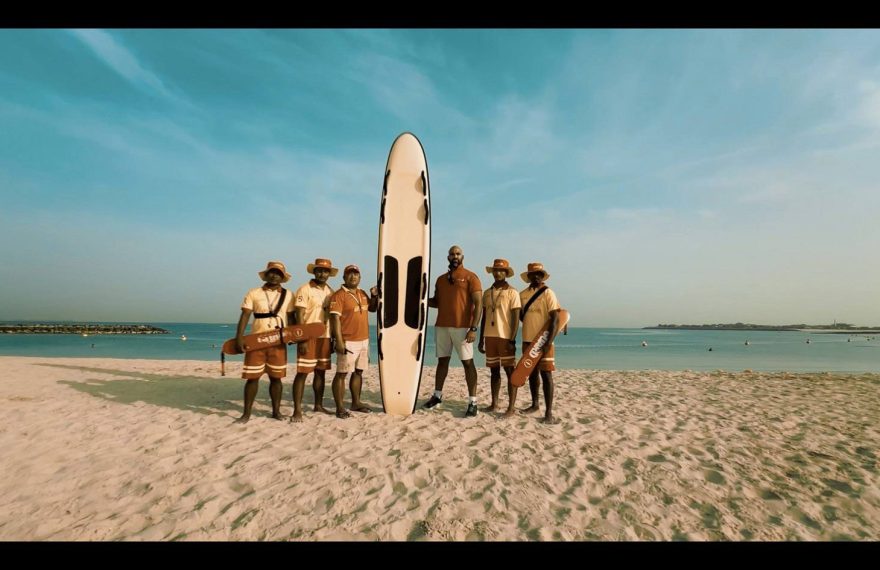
858, 79, 880, 129
69, 29, 178, 103
352, 53, 472, 130
486, 97, 557, 169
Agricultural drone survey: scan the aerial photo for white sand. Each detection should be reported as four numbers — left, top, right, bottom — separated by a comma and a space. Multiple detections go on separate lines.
0, 356, 878, 541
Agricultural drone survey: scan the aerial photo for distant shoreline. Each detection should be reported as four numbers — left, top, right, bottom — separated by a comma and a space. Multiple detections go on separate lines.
645, 324, 880, 334
0, 324, 170, 335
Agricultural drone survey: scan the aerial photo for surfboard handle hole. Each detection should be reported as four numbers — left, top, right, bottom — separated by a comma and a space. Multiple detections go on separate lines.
423, 199, 429, 224
384, 169, 390, 196
420, 171, 427, 195
416, 333, 422, 361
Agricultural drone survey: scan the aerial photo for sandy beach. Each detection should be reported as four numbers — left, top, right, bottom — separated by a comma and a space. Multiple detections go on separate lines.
0, 356, 877, 541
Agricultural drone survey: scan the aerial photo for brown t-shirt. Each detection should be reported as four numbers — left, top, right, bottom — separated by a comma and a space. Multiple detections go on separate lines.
328, 286, 370, 342
434, 266, 482, 328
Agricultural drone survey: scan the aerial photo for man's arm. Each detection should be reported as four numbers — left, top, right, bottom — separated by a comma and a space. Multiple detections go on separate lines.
477, 309, 487, 353
546, 309, 560, 346
236, 309, 252, 352
466, 290, 482, 343
368, 287, 379, 312
296, 307, 307, 324
509, 308, 521, 344
330, 313, 345, 355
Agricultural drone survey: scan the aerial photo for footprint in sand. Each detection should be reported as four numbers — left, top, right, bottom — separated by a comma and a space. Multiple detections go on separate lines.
705, 470, 726, 485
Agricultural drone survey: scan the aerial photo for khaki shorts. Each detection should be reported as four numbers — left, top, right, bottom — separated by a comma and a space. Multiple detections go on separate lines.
435, 327, 474, 360
336, 339, 369, 373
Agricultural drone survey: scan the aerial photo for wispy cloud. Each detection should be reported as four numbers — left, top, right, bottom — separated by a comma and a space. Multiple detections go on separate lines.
858, 79, 880, 129
68, 29, 179, 103
486, 97, 558, 169
352, 52, 473, 131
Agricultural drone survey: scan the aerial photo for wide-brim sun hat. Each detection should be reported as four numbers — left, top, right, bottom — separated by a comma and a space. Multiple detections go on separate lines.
259, 260, 291, 283
520, 262, 550, 283
485, 258, 515, 278
307, 258, 339, 277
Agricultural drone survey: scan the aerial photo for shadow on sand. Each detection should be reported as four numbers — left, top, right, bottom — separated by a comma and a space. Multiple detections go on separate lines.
38, 363, 391, 418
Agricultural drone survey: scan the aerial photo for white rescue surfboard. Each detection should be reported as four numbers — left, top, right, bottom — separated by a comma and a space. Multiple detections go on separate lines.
376, 133, 431, 416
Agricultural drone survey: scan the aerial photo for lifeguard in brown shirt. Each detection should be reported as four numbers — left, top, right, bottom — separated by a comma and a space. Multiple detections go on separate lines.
328, 264, 379, 419
423, 245, 483, 417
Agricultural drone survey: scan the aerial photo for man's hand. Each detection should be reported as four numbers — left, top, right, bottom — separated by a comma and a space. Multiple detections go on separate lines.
466, 330, 476, 344
236, 338, 245, 353
369, 286, 378, 297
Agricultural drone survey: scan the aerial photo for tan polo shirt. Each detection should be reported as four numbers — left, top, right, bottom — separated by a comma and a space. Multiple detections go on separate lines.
434, 266, 482, 328
520, 285, 561, 340
328, 286, 371, 342
294, 279, 333, 338
241, 285, 295, 334
481, 283, 522, 340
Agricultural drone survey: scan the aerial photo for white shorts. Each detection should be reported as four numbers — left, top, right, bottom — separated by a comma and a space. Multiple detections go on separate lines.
336, 339, 369, 373
435, 327, 474, 361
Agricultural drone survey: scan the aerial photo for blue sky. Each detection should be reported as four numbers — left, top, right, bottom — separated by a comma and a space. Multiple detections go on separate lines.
1, 29, 879, 327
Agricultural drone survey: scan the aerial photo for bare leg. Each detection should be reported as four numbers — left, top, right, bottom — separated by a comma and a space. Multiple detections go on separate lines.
435, 357, 451, 391
332, 371, 350, 419
463, 359, 478, 397
291, 372, 307, 423
539, 371, 558, 424
350, 369, 371, 412
269, 377, 283, 420
235, 379, 259, 423
313, 369, 332, 414
520, 368, 541, 413
483, 367, 500, 412
501, 366, 517, 418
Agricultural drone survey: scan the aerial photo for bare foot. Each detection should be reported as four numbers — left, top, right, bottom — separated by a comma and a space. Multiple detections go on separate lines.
233, 415, 250, 424
351, 404, 372, 413
500, 409, 516, 419
336, 409, 351, 419
271, 413, 285, 421
520, 405, 540, 414
314, 405, 334, 415
540, 415, 560, 425
481, 404, 498, 412
290, 413, 304, 423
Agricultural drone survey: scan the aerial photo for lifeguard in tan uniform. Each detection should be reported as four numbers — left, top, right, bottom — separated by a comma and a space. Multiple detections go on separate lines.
291, 258, 337, 423
235, 261, 296, 424
518, 262, 561, 424
477, 259, 521, 414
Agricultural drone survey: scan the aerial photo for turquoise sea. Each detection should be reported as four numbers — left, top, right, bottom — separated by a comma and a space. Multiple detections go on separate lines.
1, 323, 878, 373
